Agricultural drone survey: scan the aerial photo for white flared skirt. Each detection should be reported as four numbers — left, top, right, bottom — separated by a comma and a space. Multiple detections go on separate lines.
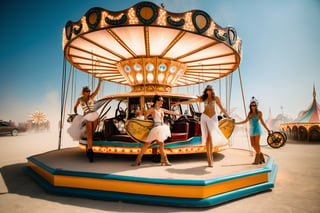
147, 123, 171, 143
67, 112, 99, 141
200, 114, 228, 146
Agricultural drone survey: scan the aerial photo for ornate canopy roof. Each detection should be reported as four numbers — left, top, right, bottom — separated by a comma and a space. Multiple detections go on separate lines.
63, 1, 242, 92
293, 85, 320, 123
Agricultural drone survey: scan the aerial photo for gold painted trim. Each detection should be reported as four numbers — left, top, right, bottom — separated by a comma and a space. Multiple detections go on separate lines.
80, 35, 126, 60
183, 52, 235, 64
176, 41, 218, 60
144, 26, 150, 57
69, 45, 119, 63
160, 31, 186, 58
106, 28, 137, 58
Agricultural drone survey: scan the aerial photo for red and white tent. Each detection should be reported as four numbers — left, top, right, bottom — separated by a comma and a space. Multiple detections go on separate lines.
280, 85, 320, 141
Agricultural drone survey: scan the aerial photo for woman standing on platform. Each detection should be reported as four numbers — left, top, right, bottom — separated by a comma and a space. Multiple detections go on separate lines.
235, 97, 271, 164
132, 95, 182, 166
69, 79, 101, 162
174, 85, 230, 167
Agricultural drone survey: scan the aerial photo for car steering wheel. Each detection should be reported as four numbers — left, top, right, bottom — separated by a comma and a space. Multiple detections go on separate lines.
115, 106, 126, 121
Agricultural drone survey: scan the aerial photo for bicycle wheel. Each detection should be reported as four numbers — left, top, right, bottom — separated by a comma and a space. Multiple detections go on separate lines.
267, 131, 285, 148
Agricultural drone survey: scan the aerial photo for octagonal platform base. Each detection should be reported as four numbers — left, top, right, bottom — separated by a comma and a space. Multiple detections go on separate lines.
25, 148, 277, 207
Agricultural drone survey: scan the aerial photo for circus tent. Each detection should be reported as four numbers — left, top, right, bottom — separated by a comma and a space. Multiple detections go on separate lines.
280, 85, 320, 141
268, 113, 292, 131
266, 108, 292, 131
293, 90, 320, 123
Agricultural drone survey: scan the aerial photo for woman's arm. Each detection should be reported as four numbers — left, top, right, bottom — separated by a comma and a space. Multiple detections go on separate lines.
162, 108, 183, 117
90, 79, 102, 99
258, 111, 271, 133
174, 96, 202, 106
144, 108, 154, 120
74, 98, 81, 114
235, 115, 249, 125
215, 96, 230, 118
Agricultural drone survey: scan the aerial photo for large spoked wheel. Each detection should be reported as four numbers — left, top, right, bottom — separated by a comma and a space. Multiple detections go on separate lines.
11, 129, 18, 136
279, 131, 287, 146
267, 131, 286, 148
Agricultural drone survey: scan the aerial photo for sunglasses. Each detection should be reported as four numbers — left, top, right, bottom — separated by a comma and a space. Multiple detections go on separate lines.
250, 104, 257, 107
84, 90, 91, 93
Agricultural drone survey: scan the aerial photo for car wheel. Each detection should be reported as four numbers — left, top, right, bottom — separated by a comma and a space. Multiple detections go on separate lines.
11, 129, 18, 136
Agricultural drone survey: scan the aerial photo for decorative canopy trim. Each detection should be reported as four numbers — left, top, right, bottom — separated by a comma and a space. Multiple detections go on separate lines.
63, 1, 242, 87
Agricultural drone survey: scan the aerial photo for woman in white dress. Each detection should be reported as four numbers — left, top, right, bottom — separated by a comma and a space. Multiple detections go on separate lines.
175, 85, 230, 167
132, 95, 182, 166
68, 79, 101, 162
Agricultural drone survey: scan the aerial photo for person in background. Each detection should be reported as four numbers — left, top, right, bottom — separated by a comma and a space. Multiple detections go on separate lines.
235, 97, 271, 164
135, 107, 145, 120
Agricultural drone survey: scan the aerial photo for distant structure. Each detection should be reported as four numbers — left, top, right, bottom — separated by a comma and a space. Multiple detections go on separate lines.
30, 110, 50, 131
266, 107, 292, 131
267, 113, 292, 131
280, 85, 320, 141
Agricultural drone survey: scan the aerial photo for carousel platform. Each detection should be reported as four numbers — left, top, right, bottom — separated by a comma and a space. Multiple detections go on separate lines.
24, 147, 278, 207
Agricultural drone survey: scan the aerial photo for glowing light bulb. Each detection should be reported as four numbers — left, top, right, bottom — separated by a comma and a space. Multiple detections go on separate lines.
147, 73, 154, 82
136, 73, 143, 83
158, 73, 164, 82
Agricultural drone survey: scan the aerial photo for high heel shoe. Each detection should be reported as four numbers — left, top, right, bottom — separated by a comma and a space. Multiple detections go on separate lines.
160, 153, 172, 166
86, 148, 94, 163
131, 160, 141, 166
259, 153, 265, 164
252, 153, 260, 165
160, 160, 172, 166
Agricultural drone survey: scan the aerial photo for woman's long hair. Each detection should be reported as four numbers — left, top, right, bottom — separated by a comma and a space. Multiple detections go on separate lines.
152, 95, 163, 107
82, 86, 90, 96
201, 86, 215, 101
249, 97, 258, 114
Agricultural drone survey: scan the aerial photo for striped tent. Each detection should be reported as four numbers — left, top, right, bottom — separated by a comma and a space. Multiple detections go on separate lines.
294, 86, 320, 123
280, 85, 320, 141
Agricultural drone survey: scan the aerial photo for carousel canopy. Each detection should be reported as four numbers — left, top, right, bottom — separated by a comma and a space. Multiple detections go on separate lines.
63, 1, 242, 91
293, 85, 320, 123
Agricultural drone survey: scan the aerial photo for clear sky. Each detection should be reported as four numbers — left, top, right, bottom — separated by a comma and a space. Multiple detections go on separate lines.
1, 0, 319, 127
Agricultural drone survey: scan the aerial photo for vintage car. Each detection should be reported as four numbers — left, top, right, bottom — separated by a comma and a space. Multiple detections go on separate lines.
75, 90, 233, 155
0, 120, 19, 136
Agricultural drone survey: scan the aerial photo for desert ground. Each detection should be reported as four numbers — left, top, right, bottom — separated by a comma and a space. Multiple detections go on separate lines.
0, 129, 319, 213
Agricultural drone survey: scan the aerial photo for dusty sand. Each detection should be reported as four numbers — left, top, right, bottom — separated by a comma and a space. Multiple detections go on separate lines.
0, 130, 319, 213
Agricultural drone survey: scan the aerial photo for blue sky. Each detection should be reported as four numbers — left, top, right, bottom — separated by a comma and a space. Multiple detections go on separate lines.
1, 0, 319, 126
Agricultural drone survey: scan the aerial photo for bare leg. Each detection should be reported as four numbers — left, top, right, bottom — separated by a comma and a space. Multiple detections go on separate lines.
254, 135, 265, 163
93, 119, 99, 134
85, 121, 94, 162
132, 142, 151, 166
159, 141, 171, 166
86, 121, 93, 149
254, 135, 261, 154
250, 136, 260, 164
206, 135, 213, 167
205, 123, 213, 167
